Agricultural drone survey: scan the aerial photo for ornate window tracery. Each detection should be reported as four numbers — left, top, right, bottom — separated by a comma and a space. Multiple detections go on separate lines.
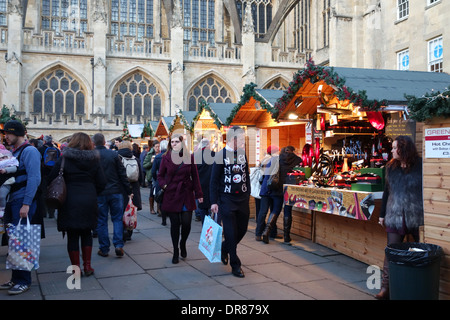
32, 69, 86, 121
112, 72, 162, 122
187, 76, 232, 111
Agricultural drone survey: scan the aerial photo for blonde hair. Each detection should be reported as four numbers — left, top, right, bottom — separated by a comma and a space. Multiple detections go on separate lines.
119, 140, 132, 150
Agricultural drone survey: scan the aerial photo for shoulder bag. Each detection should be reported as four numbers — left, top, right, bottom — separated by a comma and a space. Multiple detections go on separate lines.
46, 157, 67, 209
155, 163, 182, 204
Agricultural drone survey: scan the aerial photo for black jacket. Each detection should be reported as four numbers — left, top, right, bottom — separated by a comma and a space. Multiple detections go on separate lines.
194, 146, 215, 209
48, 148, 106, 231
95, 146, 132, 196
118, 148, 142, 210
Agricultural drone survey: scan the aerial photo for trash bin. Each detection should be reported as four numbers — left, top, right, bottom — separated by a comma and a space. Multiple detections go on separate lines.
385, 242, 443, 300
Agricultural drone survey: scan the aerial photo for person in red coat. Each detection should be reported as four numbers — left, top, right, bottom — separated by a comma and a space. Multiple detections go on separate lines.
157, 134, 203, 264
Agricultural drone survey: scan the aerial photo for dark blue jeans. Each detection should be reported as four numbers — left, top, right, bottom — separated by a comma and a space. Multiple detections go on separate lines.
6, 198, 37, 286
256, 195, 283, 237
97, 194, 124, 253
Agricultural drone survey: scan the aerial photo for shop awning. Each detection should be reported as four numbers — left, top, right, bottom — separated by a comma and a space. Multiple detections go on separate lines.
275, 60, 450, 121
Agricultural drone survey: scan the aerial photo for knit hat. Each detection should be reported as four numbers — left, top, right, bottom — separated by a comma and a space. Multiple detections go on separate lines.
0, 148, 12, 157
267, 145, 279, 155
1, 120, 26, 136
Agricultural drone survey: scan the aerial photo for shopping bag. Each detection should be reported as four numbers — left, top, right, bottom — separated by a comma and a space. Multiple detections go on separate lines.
123, 197, 137, 230
6, 217, 41, 271
198, 214, 222, 263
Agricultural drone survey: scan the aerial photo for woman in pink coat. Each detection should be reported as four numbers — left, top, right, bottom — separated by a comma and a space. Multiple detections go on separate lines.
157, 134, 203, 263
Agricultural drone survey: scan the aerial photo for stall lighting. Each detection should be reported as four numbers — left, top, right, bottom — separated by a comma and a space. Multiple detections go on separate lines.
288, 113, 299, 120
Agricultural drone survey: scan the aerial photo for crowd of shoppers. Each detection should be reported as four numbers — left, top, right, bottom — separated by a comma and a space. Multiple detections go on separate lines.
0, 119, 420, 299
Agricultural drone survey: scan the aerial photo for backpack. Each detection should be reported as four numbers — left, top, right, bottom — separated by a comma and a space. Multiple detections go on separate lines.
43, 146, 59, 167
119, 155, 139, 182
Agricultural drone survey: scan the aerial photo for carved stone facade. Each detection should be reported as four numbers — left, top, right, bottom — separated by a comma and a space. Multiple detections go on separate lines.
0, 0, 447, 142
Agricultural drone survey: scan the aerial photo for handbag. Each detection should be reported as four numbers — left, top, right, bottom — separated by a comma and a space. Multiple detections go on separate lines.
198, 213, 222, 263
6, 217, 41, 271
123, 197, 137, 230
154, 164, 182, 204
46, 156, 66, 209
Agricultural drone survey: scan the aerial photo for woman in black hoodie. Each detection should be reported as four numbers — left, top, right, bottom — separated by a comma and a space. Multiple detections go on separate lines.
279, 146, 302, 243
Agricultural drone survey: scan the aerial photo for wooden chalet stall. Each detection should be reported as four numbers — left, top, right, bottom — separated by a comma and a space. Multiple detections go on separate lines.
192, 101, 233, 152
168, 111, 197, 150
275, 61, 450, 268
406, 83, 450, 299
154, 116, 174, 139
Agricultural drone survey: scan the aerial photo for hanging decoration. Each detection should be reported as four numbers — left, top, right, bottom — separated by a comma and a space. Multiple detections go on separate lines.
366, 111, 385, 130
273, 59, 388, 119
406, 86, 450, 122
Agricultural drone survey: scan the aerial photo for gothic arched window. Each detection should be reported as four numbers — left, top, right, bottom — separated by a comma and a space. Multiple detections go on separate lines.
187, 76, 232, 111
113, 72, 162, 122
32, 69, 86, 120
41, 0, 88, 36
236, 0, 272, 39
111, 0, 154, 41
263, 78, 288, 90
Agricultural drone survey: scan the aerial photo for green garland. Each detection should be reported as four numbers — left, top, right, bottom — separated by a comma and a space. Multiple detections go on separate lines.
224, 83, 277, 125
273, 59, 388, 119
168, 113, 194, 133
193, 100, 225, 130
406, 86, 450, 122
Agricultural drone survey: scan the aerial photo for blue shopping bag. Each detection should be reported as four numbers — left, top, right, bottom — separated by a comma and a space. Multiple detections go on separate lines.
198, 214, 222, 263
6, 217, 41, 271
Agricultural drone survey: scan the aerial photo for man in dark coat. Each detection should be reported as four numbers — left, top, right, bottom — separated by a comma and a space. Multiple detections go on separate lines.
92, 133, 132, 258
194, 138, 215, 224
210, 126, 250, 278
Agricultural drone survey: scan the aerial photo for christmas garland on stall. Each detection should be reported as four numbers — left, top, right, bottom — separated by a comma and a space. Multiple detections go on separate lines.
273, 59, 388, 119
192, 99, 225, 130
406, 86, 450, 122
224, 82, 277, 125
168, 112, 194, 133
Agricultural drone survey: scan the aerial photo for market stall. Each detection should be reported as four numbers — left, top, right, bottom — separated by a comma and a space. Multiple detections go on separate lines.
154, 116, 175, 138
274, 60, 450, 267
191, 101, 232, 152
407, 86, 450, 299
167, 111, 197, 150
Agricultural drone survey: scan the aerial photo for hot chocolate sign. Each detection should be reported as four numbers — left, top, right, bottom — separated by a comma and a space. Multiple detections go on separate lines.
424, 127, 450, 158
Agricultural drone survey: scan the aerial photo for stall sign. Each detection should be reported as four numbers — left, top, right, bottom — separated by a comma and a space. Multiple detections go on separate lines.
424, 127, 450, 158
284, 185, 375, 221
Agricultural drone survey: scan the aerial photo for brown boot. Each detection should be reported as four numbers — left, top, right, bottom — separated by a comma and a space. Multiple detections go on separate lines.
150, 196, 156, 214
375, 287, 389, 300
81, 246, 94, 276
262, 214, 277, 244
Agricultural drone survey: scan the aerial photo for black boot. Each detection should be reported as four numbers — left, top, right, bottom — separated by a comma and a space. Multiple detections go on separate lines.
262, 214, 277, 244
283, 216, 292, 243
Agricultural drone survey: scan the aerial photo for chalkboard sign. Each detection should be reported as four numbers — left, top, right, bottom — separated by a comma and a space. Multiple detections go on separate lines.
385, 113, 416, 142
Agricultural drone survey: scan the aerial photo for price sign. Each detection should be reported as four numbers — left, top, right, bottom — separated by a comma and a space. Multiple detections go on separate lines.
424, 127, 450, 158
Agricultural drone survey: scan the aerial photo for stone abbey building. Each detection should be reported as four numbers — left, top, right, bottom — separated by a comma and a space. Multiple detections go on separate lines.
0, 0, 448, 141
